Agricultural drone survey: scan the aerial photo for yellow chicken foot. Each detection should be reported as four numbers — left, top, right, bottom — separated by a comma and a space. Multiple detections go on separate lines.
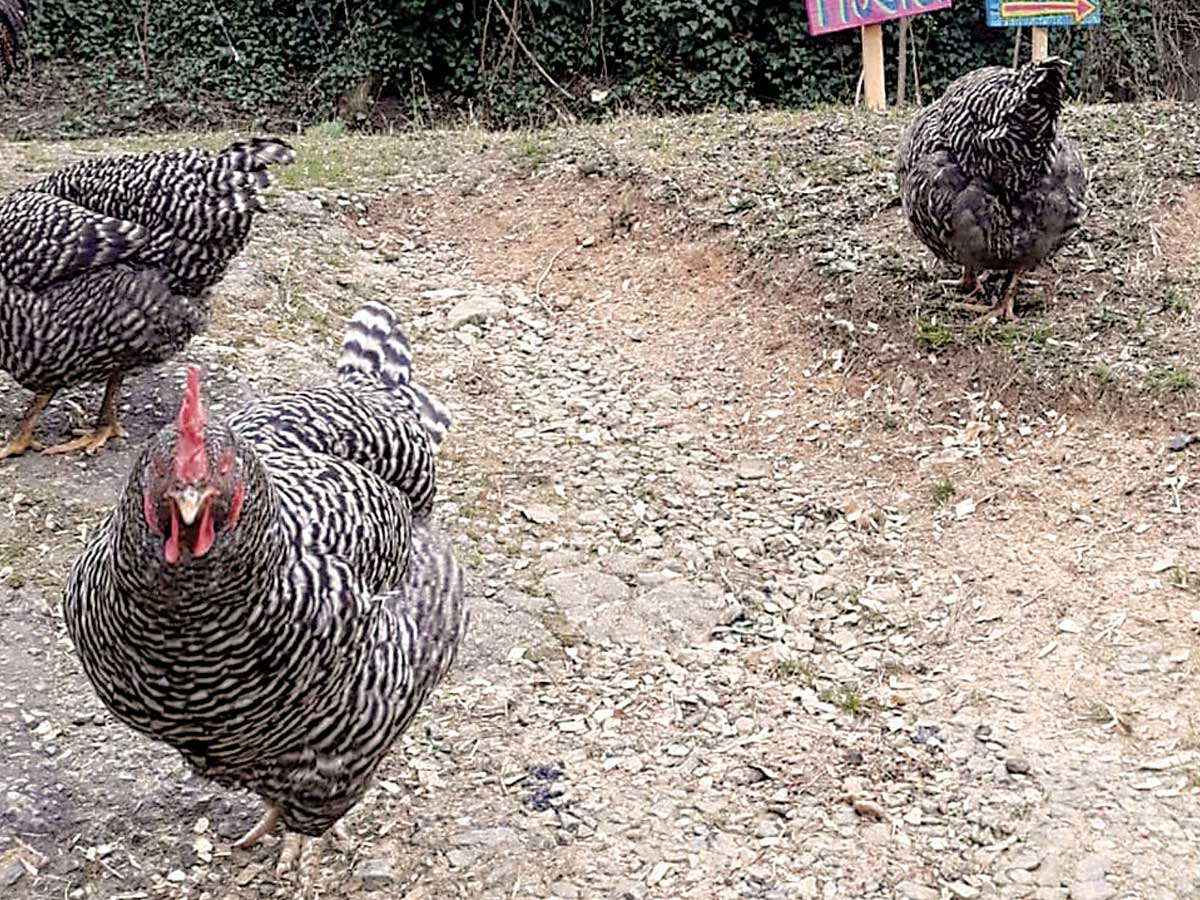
0, 392, 51, 459
43, 373, 128, 456
234, 804, 351, 877
233, 804, 281, 849
276, 821, 352, 876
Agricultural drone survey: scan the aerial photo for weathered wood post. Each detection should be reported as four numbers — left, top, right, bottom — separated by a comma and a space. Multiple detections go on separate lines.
804, 0, 954, 113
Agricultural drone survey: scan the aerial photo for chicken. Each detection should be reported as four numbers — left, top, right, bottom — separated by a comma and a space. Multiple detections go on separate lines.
0, 138, 294, 459
63, 300, 467, 873
0, 0, 24, 84
895, 57, 1087, 321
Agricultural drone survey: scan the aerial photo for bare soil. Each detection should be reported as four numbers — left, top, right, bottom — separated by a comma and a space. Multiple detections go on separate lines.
1, 103, 1199, 900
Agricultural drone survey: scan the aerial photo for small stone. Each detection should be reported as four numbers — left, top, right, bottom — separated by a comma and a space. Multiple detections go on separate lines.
863, 823, 891, 845
736, 458, 772, 480
1005, 757, 1032, 775
451, 827, 519, 847
896, 881, 939, 900
1167, 433, 1194, 451
355, 858, 396, 887
520, 504, 559, 525
447, 295, 509, 329
1068, 882, 1115, 900
549, 880, 579, 899
1037, 855, 1063, 887
646, 861, 671, 886
852, 799, 886, 821
949, 882, 981, 899
166, 869, 186, 882
1074, 855, 1110, 882
0, 862, 25, 887
724, 765, 769, 786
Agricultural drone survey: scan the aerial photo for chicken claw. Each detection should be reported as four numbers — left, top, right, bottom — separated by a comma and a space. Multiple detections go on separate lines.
43, 422, 128, 456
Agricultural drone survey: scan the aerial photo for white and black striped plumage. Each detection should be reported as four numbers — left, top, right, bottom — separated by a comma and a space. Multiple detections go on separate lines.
0, 138, 294, 456
896, 58, 1087, 318
0, 0, 24, 84
63, 300, 467, 843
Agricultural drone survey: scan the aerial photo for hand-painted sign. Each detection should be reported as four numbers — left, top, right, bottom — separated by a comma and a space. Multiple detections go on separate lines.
805, 0, 953, 36
985, 0, 1100, 27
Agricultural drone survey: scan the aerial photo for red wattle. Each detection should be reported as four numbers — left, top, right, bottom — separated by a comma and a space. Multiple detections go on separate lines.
227, 481, 246, 528
143, 490, 160, 534
164, 504, 181, 564
193, 504, 216, 558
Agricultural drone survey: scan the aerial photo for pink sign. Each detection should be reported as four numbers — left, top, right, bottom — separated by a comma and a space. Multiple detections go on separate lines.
806, 0, 953, 35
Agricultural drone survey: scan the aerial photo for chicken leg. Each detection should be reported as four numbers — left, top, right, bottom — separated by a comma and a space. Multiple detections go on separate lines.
0, 392, 51, 459
971, 271, 1022, 324
233, 803, 352, 876
44, 373, 128, 456
940, 264, 981, 297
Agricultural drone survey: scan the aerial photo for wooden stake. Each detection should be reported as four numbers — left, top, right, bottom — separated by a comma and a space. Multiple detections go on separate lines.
1031, 26, 1048, 62
896, 17, 909, 107
862, 23, 885, 112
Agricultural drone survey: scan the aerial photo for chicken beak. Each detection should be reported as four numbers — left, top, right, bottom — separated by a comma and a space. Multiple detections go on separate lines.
174, 486, 207, 526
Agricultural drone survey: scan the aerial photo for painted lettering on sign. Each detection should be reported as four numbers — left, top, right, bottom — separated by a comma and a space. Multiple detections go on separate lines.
985, 0, 1100, 28
805, 0, 953, 36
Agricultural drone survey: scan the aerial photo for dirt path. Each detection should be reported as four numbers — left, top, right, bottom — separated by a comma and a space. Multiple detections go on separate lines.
2, 107, 1199, 899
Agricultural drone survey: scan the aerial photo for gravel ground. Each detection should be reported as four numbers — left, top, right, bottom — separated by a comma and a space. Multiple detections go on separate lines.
1, 103, 1199, 900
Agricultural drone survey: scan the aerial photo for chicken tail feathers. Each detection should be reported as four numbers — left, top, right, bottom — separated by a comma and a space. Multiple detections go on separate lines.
338, 301, 452, 451
219, 137, 297, 171
203, 138, 295, 213
1023, 56, 1070, 119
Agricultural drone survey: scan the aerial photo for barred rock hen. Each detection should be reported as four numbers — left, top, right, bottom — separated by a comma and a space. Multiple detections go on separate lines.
896, 57, 1087, 321
63, 301, 466, 872
0, 0, 24, 83
0, 138, 294, 459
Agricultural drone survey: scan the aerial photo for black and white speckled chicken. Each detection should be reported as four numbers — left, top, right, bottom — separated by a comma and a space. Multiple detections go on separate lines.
0, 0, 24, 84
63, 300, 467, 871
896, 57, 1087, 321
0, 137, 294, 459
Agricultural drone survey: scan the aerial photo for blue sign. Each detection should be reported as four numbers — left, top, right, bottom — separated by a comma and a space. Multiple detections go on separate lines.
985, 0, 1101, 28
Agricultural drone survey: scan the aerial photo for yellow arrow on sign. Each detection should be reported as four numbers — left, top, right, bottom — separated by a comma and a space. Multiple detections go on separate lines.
999, 0, 1097, 23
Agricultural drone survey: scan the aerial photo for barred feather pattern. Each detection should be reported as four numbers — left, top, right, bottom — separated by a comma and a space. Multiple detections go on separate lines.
0, 0, 23, 84
0, 138, 294, 395
63, 302, 467, 836
895, 58, 1087, 273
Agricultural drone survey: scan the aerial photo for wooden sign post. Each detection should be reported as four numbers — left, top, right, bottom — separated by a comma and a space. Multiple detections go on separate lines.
986, 0, 1101, 61
805, 0, 953, 113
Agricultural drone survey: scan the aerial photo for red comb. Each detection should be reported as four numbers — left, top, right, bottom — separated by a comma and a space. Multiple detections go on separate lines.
174, 367, 209, 483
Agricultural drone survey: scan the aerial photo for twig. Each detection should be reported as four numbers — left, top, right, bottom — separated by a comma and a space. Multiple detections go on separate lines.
489, 0, 576, 102
910, 21, 922, 106
207, 0, 241, 64
896, 17, 909, 106
534, 246, 566, 313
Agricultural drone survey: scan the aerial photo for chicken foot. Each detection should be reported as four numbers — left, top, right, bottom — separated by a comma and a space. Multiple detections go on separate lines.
233, 803, 352, 876
44, 373, 128, 456
939, 265, 981, 297
0, 392, 51, 459
970, 271, 1022, 324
